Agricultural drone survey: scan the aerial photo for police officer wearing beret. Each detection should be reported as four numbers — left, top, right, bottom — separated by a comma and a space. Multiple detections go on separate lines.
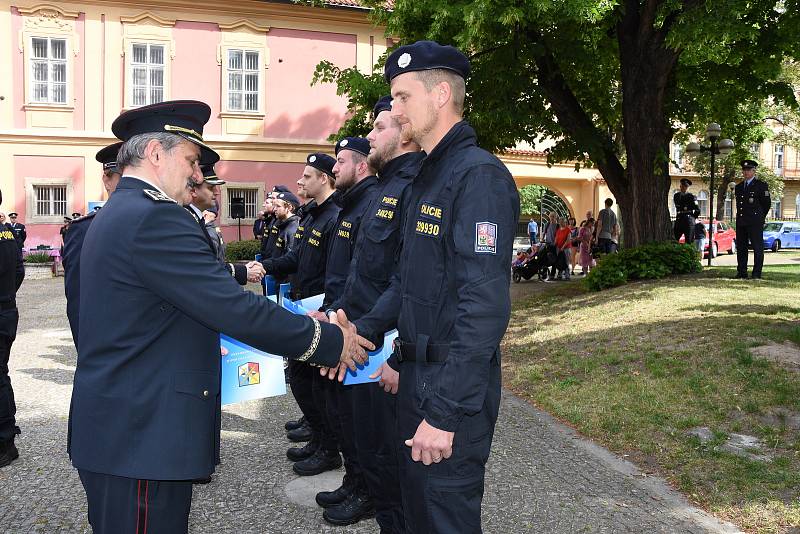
262, 153, 345, 474
319, 96, 424, 532
352, 41, 520, 533
69, 100, 372, 533
0, 188, 24, 469
63, 142, 123, 345
261, 187, 296, 267
308, 136, 378, 525
673, 178, 700, 243
6, 213, 25, 250
735, 159, 771, 279
269, 191, 301, 285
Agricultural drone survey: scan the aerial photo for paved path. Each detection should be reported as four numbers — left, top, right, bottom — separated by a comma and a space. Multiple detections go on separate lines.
0, 278, 742, 533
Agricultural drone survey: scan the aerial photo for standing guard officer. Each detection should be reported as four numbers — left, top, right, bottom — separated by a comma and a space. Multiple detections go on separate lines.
673, 178, 699, 243
0, 188, 24, 469
70, 100, 371, 534
63, 142, 123, 345
320, 95, 424, 533
356, 41, 519, 533
735, 159, 771, 279
262, 153, 344, 475
7, 213, 25, 250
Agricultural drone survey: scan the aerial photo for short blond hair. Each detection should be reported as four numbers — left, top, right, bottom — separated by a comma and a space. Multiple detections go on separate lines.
415, 69, 465, 115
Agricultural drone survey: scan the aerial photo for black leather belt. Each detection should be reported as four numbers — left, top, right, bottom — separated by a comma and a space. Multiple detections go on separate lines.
0, 300, 16, 311
393, 339, 449, 363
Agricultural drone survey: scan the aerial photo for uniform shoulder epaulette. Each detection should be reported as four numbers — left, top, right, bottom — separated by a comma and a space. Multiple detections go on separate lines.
144, 189, 177, 203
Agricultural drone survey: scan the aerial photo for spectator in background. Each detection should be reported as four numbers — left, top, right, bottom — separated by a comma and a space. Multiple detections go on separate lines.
693, 219, 706, 258
527, 216, 539, 246
579, 218, 595, 275
253, 210, 267, 240
59, 216, 72, 256
553, 217, 572, 280
543, 212, 558, 245
7, 214, 25, 250
568, 217, 579, 275
0, 214, 8, 231
610, 222, 620, 252
595, 198, 618, 254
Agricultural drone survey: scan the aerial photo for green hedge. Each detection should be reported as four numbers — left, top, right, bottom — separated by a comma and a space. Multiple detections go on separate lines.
584, 242, 701, 291
24, 252, 54, 264
225, 239, 261, 263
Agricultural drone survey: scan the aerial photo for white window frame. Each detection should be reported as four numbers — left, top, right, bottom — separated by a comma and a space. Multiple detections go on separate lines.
24, 177, 74, 224
671, 144, 684, 173
127, 42, 166, 108
795, 193, 800, 218
774, 144, 784, 174
225, 48, 261, 113
669, 189, 677, 217
697, 190, 709, 218
28, 36, 69, 105
771, 199, 782, 219
221, 183, 262, 226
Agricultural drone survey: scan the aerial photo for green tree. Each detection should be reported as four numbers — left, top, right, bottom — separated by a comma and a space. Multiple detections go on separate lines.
517, 184, 548, 217
311, 0, 800, 247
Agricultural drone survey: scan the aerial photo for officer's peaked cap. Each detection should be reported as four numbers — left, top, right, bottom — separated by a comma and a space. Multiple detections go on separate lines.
680, 178, 692, 186
741, 159, 759, 169
306, 153, 336, 179
384, 40, 470, 83
111, 100, 220, 166
335, 137, 370, 157
373, 95, 392, 117
201, 165, 226, 185
95, 142, 123, 173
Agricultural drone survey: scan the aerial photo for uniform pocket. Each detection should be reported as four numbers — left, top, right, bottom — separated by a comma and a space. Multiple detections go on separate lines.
361, 220, 397, 280
174, 371, 219, 401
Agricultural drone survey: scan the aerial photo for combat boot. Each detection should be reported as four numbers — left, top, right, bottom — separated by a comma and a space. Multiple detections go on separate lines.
315, 474, 356, 508
0, 440, 19, 468
293, 448, 341, 476
287, 435, 319, 462
285, 415, 306, 431
286, 423, 313, 443
322, 488, 375, 526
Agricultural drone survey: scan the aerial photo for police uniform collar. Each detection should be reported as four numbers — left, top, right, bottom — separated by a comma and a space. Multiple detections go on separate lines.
276, 213, 299, 228
309, 192, 337, 215
378, 151, 424, 181
423, 120, 475, 167
120, 174, 169, 197
337, 175, 377, 208
188, 204, 203, 218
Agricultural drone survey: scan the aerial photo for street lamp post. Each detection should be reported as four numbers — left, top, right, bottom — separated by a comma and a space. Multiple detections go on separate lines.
685, 123, 734, 267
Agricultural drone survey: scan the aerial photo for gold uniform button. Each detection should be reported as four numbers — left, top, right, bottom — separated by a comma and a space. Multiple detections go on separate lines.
203, 390, 209, 398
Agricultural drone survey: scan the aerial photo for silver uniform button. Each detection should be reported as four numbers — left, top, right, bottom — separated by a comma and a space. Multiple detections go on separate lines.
203, 390, 209, 398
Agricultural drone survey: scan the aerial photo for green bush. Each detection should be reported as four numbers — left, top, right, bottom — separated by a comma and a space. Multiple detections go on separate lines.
225, 239, 261, 263
584, 242, 701, 291
24, 252, 54, 264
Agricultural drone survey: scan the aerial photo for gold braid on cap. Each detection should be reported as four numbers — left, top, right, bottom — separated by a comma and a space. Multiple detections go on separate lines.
164, 124, 203, 141
297, 317, 321, 362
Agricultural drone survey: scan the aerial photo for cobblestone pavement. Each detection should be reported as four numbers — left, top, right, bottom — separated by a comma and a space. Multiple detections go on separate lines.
0, 278, 742, 533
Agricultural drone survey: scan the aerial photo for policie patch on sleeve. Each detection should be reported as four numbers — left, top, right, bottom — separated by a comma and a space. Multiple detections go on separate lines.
475, 221, 497, 254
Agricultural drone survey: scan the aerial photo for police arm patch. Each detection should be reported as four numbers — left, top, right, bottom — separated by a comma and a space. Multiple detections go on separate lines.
475, 221, 497, 254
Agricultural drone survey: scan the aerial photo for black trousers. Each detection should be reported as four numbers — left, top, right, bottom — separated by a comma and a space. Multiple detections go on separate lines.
674, 219, 694, 243
0, 308, 19, 444
736, 222, 764, 276
324, 383, 362, 484
288, 360, 338, 450
397, 356, 501, 534
78, 469, 193, 534
349, 382, 403, 533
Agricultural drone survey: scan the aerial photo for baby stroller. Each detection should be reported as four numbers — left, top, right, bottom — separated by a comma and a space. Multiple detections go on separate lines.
512, 245, 550, 282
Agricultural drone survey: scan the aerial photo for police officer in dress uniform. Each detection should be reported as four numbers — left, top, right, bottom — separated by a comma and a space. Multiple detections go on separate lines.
355, 42, 520, 533
673, 178, 699, 242
318, 95, 424, 533
63, 142, 123, 345
0, 188, 24, 469
261, 154, 345, 475
69, 100, 371, 534
7, 213, 25, 250
735, 159, 771, 279
310, 136, 379, 526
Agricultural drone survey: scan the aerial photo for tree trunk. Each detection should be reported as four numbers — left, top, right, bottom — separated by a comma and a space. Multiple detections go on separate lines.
715, 168, 736, 222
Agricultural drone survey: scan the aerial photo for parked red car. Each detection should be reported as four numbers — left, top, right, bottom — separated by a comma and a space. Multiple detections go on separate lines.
678, 219, 736, 257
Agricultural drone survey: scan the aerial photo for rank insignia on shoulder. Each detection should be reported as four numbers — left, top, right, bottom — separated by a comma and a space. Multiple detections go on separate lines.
143, 189, 177, 203
475, 221, 497, 254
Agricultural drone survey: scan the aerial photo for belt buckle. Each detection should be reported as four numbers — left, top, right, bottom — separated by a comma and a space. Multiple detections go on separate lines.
393, 337, 403, 362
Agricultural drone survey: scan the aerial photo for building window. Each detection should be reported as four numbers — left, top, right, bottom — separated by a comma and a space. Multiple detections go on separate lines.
226, 187, 258, 219
795, 193, 800, 218
130, 43, 165, 107
29, 37, 67, 104
226, 49, 260, 113
671, 144, 684, 173
669, 189, 677, 217
774, 144, 784, 174
34, 184, 67, 217
697, 190, 709, 218
771, 199, 781, 219
750, 143, 760, 158
724, 196, 732, 220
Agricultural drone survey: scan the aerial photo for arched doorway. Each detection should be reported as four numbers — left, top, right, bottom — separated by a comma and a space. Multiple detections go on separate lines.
518, 184, 572, 235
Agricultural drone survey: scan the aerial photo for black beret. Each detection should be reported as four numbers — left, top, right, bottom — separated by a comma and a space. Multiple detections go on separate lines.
275, 191, 300, 208
201, 165, 225, 185
306, 153, 336, 178
272, 184, 291, 193
373, 95, 392, 117
680, 178, 692, 186
741, 159, 759, 169
95, 142, 123, 173
111, 100, 219, 165
384, 40, 470, 83
335, 137, 370, 157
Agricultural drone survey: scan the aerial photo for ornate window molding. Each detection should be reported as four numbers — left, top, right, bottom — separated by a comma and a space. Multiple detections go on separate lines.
218, 20, 269, 125
121, 12, 176, 109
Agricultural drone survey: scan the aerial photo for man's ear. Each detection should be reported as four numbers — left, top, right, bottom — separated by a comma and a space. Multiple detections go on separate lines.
436, 80, 452, 109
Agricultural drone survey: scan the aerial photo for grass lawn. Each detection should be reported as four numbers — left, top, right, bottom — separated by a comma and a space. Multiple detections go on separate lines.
503, 264, 800, 533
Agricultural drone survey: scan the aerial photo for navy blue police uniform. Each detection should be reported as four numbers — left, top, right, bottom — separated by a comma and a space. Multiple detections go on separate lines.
63, 141, 122, 345
0, 198, 24, 468
269, 191, 301, 285
673, 178, 699, 243
357, 42, 520, 533
7, 215, 25, 250
70, 101, 343, 534
324, 108, 424, 531
262, 153, 343, 470
735, 160, 771, 278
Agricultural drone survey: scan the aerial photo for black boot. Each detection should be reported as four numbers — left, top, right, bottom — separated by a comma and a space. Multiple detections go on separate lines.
0, 440, 19, 469
322, 489, 375, 526
287, 436, 319, 462
286, 423, 313, 443
293, 448, 342, 476
284, 415, 306, 431
315, 475, 355, 508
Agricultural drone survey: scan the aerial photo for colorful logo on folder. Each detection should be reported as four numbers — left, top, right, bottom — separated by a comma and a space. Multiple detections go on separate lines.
238, 362, 261, 387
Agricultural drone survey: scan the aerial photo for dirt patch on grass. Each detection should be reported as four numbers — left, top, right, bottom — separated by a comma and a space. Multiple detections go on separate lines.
751, 341, 800, 368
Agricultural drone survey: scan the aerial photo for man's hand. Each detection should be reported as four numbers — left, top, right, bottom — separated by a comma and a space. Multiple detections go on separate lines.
245, 261, 265, 282
330, 309, 373, 371
405, 419, 454, 465
369, 361, 399, 394
307, 310, 328, 322
320, 362, 348, 382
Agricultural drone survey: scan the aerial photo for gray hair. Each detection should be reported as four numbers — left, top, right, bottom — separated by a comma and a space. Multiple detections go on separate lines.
117, 132, 184, 170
